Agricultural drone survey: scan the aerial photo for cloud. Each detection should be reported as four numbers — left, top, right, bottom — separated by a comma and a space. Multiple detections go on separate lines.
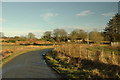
101, 12, 115, 17
0, 18, 6, 22
3, 30, 49, 38
76, 10, 94, 16
61, 25, 105, 33
40, 12, 58, 21
60, 26, 89, 33
40, 12, 59, 27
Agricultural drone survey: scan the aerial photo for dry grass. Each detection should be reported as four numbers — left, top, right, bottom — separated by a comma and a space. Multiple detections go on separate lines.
54, 44, 120, 66
45, 45, 120, 79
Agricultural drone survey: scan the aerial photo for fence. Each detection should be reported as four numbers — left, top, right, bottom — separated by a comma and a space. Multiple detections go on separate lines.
54, 44, 120, 66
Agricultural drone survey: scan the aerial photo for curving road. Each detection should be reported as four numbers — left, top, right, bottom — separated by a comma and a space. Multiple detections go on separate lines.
2, 48, 59, 78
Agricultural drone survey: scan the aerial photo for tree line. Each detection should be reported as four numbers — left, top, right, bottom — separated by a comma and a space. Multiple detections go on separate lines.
0, 14, 119, 43
42, 28, 104, 43
42, 14, 120, 43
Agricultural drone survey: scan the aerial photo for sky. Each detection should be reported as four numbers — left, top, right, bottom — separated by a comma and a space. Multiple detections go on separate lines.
0, 2, 118, 38
1, 0, 120, 2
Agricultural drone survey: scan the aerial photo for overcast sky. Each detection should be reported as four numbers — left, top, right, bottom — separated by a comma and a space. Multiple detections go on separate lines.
0, 2, 118, 38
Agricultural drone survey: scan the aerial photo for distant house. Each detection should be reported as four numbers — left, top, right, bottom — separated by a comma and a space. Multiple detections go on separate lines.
67, 38, 71, 42
67, 38, 83, 43
75, 38, 83, 42
111, 42, 120, 47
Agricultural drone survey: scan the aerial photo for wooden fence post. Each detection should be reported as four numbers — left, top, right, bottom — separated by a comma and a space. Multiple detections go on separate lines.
96, 50, 101, 61
111, 51, 116, 65
100, 49, 104, 63
79, 46, 81, 58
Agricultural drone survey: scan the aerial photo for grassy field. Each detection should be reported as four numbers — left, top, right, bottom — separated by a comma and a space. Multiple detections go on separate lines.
44, 43, 120, 79
87, 45, 120, 55
53, 44, 120, 66
2, 45, 25, 50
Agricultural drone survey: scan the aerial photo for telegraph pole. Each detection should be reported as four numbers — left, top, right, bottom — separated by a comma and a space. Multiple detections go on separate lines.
87, 32, 89, 44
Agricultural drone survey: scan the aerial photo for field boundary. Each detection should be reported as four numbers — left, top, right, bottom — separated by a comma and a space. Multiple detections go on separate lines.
45, 50, 120, 79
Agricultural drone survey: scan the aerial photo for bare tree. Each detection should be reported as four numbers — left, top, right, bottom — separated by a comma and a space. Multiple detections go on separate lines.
89, 29, 104, 44
0, 32, 5, 38
78, 29, 87, 40
69, 29, 79, 42
27, 33, 35, 39
43, 31, 52, 40
53, 29, 67, 42
69, 29, 87, 42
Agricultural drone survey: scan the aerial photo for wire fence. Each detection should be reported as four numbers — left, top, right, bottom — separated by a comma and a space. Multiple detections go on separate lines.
54, 44, 120, 66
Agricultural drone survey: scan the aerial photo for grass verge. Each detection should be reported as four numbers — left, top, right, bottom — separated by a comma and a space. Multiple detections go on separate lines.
45, 51, 120, 80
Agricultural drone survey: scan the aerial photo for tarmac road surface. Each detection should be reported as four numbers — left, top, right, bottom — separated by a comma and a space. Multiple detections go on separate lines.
2, 48, 59, 79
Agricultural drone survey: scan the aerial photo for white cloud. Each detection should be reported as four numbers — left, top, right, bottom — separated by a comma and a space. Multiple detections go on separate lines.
40, 12, 58, 21
76, 10, 94, 16
101, 12, 115, 17
61, 25, 105, 33
40, 12, 59, 27
0, 18, 6, 22
3, 30, 48, 38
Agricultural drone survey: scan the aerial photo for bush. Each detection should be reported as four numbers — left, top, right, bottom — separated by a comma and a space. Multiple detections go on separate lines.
49, 38, 55, 42
8, 40, 16, 43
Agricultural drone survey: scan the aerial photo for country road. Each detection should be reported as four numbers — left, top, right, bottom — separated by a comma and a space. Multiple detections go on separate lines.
2, 48, 60, 79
